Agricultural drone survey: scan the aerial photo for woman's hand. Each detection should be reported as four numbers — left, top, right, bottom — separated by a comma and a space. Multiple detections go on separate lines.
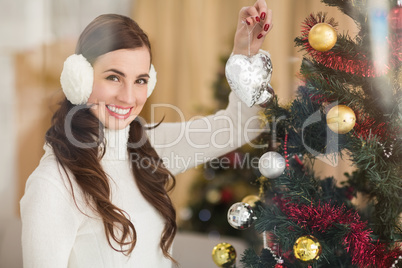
232, 0, 273, 56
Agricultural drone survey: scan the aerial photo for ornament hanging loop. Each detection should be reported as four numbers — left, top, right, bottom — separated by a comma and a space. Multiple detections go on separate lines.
241, 16, 262, 56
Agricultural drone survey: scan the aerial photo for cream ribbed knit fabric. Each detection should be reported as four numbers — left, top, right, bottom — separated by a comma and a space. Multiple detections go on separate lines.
20, 92, 263, 268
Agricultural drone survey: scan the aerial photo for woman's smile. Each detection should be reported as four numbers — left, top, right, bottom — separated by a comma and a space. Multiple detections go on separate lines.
106, 105, 133, 120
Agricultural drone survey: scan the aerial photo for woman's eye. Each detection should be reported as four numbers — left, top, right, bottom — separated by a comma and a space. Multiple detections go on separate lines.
106, 75, 119, 82
136, 78, 148, 85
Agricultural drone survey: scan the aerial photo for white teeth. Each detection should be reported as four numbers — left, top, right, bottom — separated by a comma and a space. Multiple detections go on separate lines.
107, 105, 130, 115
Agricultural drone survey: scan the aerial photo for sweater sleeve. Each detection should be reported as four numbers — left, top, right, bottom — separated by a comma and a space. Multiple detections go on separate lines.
20, 169, 81, 268
147, 92, 265, 175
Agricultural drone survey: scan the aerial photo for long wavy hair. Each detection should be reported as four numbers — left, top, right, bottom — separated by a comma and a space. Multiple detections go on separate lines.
46, 14, 177, 262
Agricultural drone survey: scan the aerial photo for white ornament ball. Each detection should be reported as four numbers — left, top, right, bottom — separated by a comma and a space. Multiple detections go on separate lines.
227, 202, 255, 230
258, 151, 286, 178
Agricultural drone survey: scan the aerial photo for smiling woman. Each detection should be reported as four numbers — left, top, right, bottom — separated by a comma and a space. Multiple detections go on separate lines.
89, 48, 150, 130
19, 1, 274, 267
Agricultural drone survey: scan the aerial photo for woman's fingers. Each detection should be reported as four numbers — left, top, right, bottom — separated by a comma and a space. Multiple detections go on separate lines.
233, 0, 272, 55
239, 1, 271, 33
254, 0, 268, 22
257, 9, 273, 39
239, 6, 259, 26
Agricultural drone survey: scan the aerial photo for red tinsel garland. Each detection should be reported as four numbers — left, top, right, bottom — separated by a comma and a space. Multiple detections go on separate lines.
352, 107, 400, 142
353, 111, 388, 140
300, 14, 402, 77
275, 198, 402, 267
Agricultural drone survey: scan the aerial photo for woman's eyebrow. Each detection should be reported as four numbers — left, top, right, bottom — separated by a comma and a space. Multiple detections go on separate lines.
104, 70, 150, 79
137, 73, 150, 78
104, 68, 126, 77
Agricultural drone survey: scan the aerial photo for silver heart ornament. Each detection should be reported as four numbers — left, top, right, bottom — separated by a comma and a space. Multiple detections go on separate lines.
225, 50, 273, 107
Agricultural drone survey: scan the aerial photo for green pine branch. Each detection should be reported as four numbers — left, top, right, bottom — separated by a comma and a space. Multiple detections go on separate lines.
346, 135, 402, 241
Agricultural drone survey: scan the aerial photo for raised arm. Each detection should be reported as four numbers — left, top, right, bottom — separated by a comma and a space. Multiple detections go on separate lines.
147, 92, 265, 175
147, 1, 273, 175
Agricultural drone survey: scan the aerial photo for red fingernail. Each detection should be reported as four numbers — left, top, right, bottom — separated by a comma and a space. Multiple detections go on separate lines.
264, 24, 270, 31
260, 12, 266, 20
256, 16, 260, 22
257, 33, 263, 39
245, 19, 250, 25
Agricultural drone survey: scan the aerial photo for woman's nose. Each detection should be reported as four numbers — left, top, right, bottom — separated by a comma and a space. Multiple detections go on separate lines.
117, 84, 135, 103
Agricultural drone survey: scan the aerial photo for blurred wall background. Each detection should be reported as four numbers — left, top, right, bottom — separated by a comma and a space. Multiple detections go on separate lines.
0, 0, 357, 266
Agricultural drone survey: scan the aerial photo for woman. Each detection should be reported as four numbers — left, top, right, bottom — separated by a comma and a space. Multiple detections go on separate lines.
20, 1, 273, 267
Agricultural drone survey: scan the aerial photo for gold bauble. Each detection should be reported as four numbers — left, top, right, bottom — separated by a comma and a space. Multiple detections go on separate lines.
212, 243, 236, 267
308, 23, 337, 52
293, 235, 322, 262
326, 105, 356, 134
241, 195, 261, 208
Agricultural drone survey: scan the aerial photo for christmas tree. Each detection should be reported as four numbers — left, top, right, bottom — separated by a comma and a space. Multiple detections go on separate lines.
212, 0, 402, 267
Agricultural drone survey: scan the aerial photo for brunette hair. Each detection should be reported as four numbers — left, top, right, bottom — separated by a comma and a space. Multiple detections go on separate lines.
46, 14, 177, 262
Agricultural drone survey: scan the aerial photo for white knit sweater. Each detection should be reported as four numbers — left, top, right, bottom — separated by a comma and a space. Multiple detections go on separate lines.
20, 92, 263, 268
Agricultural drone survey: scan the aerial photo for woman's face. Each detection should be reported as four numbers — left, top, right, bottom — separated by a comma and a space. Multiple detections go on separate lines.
88, 47, 151, 130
